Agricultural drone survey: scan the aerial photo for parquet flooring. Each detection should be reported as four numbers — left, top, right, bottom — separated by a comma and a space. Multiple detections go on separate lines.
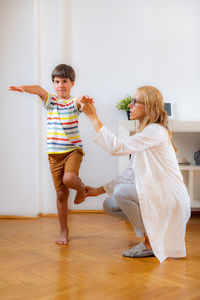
0, 213, 200, 300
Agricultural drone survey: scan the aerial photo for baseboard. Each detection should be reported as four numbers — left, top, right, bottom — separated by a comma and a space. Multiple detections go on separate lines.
0, 215, 39, 219
191, 210, 200, 215
1, 210, 198, 220
0, 210, 105, 219
69, 210, 105, 214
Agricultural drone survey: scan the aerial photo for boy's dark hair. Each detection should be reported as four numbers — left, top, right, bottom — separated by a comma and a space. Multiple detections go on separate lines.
51, 64, 75, 82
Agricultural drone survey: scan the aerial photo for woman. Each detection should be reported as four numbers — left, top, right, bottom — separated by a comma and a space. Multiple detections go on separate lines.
81, 86, 191, 263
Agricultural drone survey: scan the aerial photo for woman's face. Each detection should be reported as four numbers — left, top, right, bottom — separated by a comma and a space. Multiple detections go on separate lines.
128, 91, 146, 122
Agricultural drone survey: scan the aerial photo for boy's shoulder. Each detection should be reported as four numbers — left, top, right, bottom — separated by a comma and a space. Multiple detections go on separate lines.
49, 93, 58, 101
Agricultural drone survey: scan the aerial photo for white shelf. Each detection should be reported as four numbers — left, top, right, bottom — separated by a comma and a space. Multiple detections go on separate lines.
168, 121, 200, 132
191, 199, 200, 209
119, 120, 200, 133
179, 164, 200, 171
118, 120, 200, 210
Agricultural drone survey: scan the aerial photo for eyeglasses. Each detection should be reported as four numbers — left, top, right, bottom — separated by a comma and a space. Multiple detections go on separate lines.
130, 98, 144, 106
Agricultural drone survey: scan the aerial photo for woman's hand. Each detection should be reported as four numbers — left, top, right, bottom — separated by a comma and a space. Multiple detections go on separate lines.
77, 95, 94, 111
80, 95, 94, 104
81, 100, 97, 120
85, 186, 105, 198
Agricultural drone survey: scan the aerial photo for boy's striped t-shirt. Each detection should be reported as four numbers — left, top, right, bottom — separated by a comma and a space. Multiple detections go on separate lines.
45, 93, 83, 154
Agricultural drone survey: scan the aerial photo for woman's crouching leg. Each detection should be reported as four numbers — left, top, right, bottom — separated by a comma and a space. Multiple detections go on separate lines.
103, 196, 128, 221
113, 184, 146, 237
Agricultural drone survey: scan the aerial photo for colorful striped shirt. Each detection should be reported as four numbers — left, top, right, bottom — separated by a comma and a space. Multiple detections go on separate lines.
45, 93, 83, 154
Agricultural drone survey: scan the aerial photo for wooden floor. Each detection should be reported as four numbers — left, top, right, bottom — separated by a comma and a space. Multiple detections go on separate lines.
0, 213, 200, 300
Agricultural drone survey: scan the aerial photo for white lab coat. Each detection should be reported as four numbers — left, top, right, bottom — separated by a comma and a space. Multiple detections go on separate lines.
94, 124, 191, 263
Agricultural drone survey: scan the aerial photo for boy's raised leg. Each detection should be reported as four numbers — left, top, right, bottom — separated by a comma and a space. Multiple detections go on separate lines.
56, 189, 69, 245
63, 172, 85, 205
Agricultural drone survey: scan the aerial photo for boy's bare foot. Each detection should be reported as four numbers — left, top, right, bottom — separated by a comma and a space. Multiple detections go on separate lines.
55, 230, 69, 245
74, 183, 85, 204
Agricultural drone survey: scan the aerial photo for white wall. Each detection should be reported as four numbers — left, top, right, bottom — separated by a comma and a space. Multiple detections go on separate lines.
0, 0, 40, 216
0, 0, 200, 215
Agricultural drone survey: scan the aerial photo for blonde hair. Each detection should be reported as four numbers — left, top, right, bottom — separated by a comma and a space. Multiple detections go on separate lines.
137, 86, 176, 150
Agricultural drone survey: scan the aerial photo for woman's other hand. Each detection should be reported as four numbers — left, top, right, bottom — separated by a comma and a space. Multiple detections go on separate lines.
85, 186, 105, 198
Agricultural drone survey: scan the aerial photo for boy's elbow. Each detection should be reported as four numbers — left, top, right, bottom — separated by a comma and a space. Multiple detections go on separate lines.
39, 88, 48, 101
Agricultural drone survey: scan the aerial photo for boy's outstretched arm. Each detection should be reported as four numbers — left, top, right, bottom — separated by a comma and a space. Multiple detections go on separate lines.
9, 85, 48, 102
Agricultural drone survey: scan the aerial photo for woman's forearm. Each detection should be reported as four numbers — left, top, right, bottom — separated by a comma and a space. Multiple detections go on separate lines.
90, 116, 103, 133
81, 102, 103, 132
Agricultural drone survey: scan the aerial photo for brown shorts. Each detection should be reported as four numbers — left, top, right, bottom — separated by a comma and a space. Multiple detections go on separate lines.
48, 149, 83, 191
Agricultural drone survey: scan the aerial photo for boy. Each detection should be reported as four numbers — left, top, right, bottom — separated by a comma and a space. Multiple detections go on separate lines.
9, 64, 92, 245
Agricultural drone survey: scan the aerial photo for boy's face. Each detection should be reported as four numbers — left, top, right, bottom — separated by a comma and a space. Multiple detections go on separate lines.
53, 76, 74, 99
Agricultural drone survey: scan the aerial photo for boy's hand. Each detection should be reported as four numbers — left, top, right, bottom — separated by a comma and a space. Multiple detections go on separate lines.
8, 85, 25, 93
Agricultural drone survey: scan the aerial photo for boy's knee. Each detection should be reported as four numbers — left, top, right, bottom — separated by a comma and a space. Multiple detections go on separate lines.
56, 189, 68, 202
63, 172, 76, 187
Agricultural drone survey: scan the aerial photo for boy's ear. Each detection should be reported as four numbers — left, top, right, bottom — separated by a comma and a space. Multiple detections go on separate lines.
71, 81, 75, 87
